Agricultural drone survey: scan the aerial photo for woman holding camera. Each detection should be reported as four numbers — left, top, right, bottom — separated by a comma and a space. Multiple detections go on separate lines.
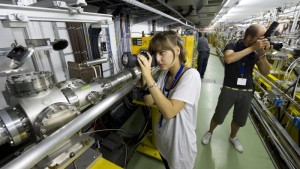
137, 30, 201, 169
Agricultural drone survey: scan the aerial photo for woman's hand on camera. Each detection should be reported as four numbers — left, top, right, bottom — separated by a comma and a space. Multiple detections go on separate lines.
137, 52, 153, 82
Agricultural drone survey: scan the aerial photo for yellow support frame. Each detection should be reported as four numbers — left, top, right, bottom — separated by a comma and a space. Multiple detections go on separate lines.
132, 100, 162, 161
254, 66, 300, 145
87, 157, 123, 169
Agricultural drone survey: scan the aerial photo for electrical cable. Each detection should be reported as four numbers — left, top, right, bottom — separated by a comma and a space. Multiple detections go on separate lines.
66, 23, 89, 63
88, 25, 105, 76
133, 120, 150, 147
252, 103, 297, 168
132, 107, 151, 147
83, 128, 137, 136
121, 137, 128, 169
292, 76, 300, 100
97, 65, 101, 77
78, 23, 89, 61
82, 98, 151, 167
92, 119, 97, 138
83, 127, 130, 168
71, 23, 81, 62
286, 79, 297, 94
284, 57, 300, 81
88, 26, 101, 59
298, 130, 300, 146
91, 65, 98, 77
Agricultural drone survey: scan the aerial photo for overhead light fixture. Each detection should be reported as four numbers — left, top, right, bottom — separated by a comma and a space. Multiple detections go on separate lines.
209, 0, 240, 25
232, 0, 240, 9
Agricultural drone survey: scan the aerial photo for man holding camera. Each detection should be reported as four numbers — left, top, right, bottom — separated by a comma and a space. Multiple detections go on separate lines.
201, 24, 271, 153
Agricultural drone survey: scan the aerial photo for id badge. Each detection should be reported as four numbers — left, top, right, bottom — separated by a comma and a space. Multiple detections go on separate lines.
237, 78, 247, 86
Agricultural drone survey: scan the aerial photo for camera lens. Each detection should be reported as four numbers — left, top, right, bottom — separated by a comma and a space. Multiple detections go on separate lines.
121, 52, 157, 68
264, 21, 279, 38
121, 52, 138, 68
122, 54, 129, 65
270, 42, 283, 51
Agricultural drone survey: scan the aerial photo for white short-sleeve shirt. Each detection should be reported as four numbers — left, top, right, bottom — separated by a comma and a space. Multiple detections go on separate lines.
155, 68, 201, 169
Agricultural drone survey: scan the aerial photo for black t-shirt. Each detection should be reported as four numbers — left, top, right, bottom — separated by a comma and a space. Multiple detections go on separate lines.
223, 39, 258, 89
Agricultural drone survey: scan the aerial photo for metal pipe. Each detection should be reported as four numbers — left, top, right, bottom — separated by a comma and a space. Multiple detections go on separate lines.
290, 11, 299, 33
156, 0, 190, 22
280, 106, 293, 120
0, 4, 113, 23
74, 70, 133, 106
2, 78, 140, 169
120, 0, 194, 29
252, 99, 300, 168
253, 69, 300, 110
251, 102, 294, 169
73, 82, 106, 106
253, 80, 268, 94
79, 57, 109, 66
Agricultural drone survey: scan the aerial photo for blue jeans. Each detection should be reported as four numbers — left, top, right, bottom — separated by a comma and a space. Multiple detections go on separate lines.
197, 50, 210, 78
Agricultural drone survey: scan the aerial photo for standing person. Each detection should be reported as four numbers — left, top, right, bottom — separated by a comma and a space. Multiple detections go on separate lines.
197, 32, 210, 78
137, 30, 201, 169
201, 24, 271, 153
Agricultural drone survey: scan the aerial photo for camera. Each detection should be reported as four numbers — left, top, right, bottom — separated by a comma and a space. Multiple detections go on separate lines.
121, 51, 157, 68
264, 21, 283, 51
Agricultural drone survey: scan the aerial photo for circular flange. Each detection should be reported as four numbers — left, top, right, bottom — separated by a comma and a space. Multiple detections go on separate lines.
34, 102, 80, 139
6, 71, 54, 97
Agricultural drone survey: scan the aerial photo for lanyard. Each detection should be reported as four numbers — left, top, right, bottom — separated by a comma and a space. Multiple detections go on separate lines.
159, 65, 184, 128
241, 63, 245, 78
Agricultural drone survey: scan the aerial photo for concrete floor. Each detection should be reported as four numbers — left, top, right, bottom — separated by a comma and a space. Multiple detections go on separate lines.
126, 47, 275, 169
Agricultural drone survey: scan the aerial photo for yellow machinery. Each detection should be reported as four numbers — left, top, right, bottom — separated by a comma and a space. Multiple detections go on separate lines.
254, 60, 300, 144
252, 57, 300, 168
131, 37, 152, 54
87, 157, 123, 169
133, 100, 162, 161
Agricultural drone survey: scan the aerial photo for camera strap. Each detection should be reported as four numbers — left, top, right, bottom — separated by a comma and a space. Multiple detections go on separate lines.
241, 62, 245, 78
163, 65, 185, 94
159, 65, 190, 128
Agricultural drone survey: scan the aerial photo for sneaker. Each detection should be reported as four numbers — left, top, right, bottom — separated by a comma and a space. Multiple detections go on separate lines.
201, 132, 212, 145
229, 137, 243, 153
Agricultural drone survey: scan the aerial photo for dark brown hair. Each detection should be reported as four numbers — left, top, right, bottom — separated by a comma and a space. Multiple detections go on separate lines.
148, 30, 186, 64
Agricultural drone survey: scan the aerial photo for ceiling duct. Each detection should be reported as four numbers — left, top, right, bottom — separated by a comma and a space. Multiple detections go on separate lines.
180, 5, 194, 17
207, 0, 226, 6
196, 0, 205, 13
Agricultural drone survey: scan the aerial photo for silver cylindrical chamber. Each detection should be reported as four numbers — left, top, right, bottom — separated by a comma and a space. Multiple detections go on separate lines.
103, 70, 133, 92
6, 71, 54, 97
0, 120, 9, 145
74, 69, 134, 107
0, 106, 30, 146
2, 78, 139, 169
73, 83, 105, 107
34, 102, 80, 139
16, 87, 68, 125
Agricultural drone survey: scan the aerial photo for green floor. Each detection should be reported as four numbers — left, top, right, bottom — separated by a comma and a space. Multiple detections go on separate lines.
126, 47, 275, 169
